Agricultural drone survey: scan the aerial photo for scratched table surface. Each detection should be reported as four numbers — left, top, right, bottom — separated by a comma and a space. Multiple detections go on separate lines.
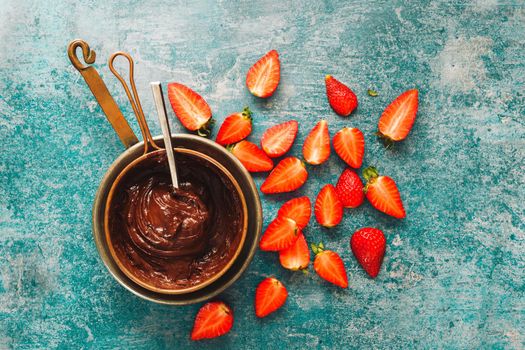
1, 0, 524, 349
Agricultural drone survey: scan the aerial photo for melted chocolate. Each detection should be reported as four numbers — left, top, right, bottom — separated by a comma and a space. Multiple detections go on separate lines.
109, 153, 244, 290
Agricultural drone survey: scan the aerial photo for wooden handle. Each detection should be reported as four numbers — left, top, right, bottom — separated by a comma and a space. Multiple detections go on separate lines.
67, 39, 138, 148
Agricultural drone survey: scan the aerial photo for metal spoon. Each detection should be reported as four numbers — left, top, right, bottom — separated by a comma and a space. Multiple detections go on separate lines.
150, 82, 179, 188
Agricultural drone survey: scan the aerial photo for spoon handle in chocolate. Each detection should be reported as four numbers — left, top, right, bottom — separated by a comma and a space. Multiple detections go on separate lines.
150, 82, 179, 189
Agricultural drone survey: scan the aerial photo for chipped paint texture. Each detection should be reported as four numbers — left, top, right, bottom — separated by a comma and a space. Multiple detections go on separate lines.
0, 0, 524, 349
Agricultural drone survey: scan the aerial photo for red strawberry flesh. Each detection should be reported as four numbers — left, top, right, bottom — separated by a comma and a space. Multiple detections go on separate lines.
314, 184, 343, 227
246, 50, 280, 98
279, 232, 310, 270
230, 140, 273, 172
277, 196, 311, 229
378, 89, 418, 142
303, 120, 331, 165
333, 127, 364, 169
261, 157, 308, 194
191, 301, 234, 341
259, 216, 298, 251
167, 83, 212, 133
255, 277, 288, 318
261, 120, 298, 158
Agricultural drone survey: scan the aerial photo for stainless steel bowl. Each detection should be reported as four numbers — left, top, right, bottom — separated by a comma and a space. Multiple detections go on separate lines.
92, 134, 262, 305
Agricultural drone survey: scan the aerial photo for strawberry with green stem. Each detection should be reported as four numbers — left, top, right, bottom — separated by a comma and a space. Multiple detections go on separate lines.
216, 107, 253, 145
167, 83, 214, 137
363, 166, 406, 219
311, 242, 348, 288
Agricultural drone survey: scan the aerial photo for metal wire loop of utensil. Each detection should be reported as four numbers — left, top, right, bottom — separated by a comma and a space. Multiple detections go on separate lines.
108, 52, 161, 154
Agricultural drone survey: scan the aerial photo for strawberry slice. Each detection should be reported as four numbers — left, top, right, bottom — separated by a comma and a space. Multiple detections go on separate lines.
259, 216, 299, 251
277, 196, 311, 229
377, 89, 419, 142
314, 184, 343, 227
325, 75, 358, 117
279, 232, 310, 271
216, 107, 252, 145
246, 50, 280, 98
363, 166, 406, 219
255, 277, 288, 318
351, 227, 386, 278
333, 127, 364, 169
261, 120, 298, 158
261, 157, 308, 194
312, 243, 348, 288
335, 168, 364, 208
167, 83, 213, 136
303, 120, 331, 165
191, 301, 234, 341
229, 140, 273, 172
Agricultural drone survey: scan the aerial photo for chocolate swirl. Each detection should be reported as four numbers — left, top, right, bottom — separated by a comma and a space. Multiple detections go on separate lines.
108, 153, 244, 290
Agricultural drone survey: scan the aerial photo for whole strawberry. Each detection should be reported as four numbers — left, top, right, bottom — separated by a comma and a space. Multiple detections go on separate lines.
350, 227, 386, 278
335, 168, 364, 208
325, 75, 358, 117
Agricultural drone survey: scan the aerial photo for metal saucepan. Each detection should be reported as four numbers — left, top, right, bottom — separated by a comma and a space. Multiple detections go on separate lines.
68, 39, 262, 304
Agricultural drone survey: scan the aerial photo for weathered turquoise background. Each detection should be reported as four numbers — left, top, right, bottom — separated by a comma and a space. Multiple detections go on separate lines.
1, 0, 524, 348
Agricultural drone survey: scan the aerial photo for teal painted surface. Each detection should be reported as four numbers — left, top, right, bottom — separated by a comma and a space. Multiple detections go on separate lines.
1, 0, 524, 348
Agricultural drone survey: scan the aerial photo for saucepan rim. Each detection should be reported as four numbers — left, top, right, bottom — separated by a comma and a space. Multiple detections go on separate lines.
92, 134, 262, 304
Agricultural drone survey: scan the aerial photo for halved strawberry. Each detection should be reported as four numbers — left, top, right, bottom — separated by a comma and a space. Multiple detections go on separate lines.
312, 243, 348, 288
325, 75, 358, 117
335, 168, 364, 208
351, 227, 386, 278
314, 184, 343, 227
363, 166, 406, 219
167, 83, 213, 136
261, 120, 298, 158
277, 196, 311, 229
246, 50, 280, 98
377, 89, 418, 142
229, 140, 273, 173
261, 157, 308, 194
303, 120, 330, 165
191, 301, 234, 341
333, 127, 364, 169
279, 232, 310, 271
255, 277, 288, 318
216, 107, 252, 145
259, 216, 298, 251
